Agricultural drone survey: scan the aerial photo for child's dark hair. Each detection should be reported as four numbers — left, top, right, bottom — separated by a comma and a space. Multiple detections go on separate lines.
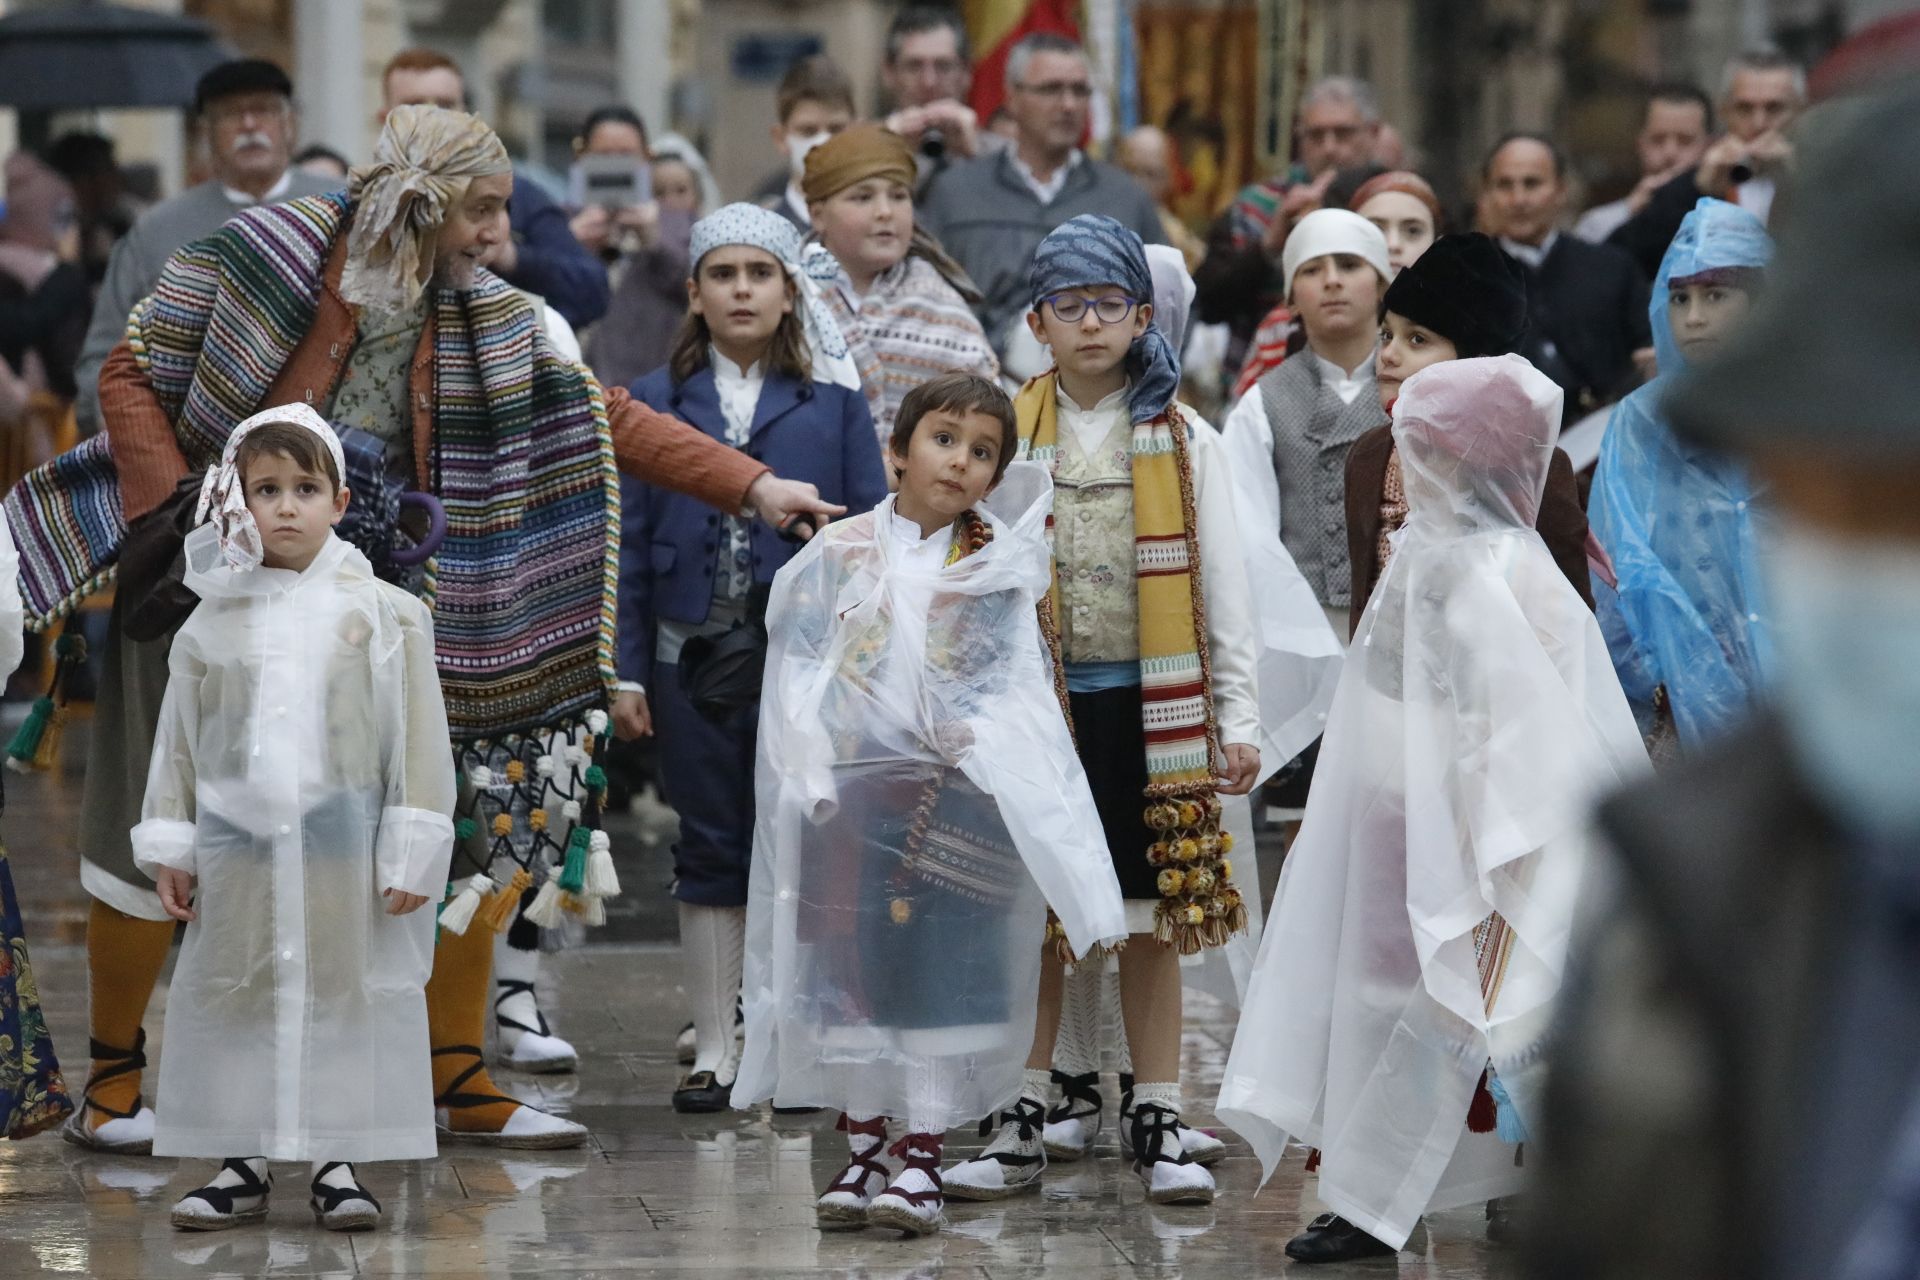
668, 255, 813, 386
776, 54, 855, 124
890, 372, 1019, 484
234, 424, 340, 492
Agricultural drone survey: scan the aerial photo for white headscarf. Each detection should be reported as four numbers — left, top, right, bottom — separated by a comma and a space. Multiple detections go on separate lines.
690, 202, 861, 390
194, 403, 347, 573
1281, 208, 1392, 296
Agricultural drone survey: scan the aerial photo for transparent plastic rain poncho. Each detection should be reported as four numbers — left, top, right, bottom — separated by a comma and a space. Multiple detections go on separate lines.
1589, 198, 1775, 747
734, 462, 1127, 1128
131, 524, 456, 1161
1216, 357, 1647, 1248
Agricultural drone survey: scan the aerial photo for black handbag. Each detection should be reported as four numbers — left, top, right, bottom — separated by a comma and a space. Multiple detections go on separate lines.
677, 582, 771, 723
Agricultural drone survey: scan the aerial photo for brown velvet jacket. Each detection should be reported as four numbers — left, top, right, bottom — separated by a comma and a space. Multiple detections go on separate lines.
98, 233, 767, 524
1342, 421, 1594, 638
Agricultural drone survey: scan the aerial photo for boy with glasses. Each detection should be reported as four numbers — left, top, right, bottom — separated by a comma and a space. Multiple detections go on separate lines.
919, 34, 1165, 364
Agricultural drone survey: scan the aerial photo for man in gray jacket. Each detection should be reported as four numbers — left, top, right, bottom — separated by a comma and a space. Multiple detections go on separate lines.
73, 59, 341, 433
917, 33, 1164, 362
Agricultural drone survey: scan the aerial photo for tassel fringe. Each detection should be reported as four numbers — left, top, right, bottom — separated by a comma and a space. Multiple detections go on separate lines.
7, 631, 88, 773
475, 866, 532, 933
523, 876, 566, 929
1467, 1068, 1498, 1134
1487, 1070, 1529, 1144
584, 831, 620, 898
436, 874, 490, 935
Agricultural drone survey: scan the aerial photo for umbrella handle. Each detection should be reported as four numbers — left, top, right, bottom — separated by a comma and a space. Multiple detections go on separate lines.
390, 491, 447, 566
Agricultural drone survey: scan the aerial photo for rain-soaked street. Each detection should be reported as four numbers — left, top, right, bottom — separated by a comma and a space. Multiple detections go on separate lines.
0, 725, 1512, 1279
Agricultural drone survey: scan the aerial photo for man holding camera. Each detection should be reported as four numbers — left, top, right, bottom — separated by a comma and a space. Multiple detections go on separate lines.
880, 7, 993, 183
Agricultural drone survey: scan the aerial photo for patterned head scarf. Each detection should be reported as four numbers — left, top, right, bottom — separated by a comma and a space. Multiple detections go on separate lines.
689, 202, 860, 389
341, 105, 513, 314
194, 403, 348, 572
1027, 214, 1180, 424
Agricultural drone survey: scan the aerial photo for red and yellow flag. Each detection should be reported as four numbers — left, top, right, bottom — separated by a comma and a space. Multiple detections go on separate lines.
966, 0, 1083, 124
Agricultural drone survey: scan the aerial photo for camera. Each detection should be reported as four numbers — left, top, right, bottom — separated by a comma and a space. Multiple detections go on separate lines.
920, 128, 947, 161
568, 154, 653, 209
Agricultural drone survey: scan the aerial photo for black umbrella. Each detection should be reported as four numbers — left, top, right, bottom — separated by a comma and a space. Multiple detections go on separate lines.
0, 1, 231, 111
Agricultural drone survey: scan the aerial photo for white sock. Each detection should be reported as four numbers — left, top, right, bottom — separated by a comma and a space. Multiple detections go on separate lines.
1021, 1068, 1052, 1108
1132, 1081, 1182, 1116
310, 1161, 360, 1191
1105, 965, 1133, 1073
204, 1158, 267, 1190
679, 903, 747, 1084
1055, 962, 1104, 1076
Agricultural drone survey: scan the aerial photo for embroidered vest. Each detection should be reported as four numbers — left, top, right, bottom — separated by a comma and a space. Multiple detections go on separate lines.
1051, 412, 1139, 664
1256, 356, 1382, 608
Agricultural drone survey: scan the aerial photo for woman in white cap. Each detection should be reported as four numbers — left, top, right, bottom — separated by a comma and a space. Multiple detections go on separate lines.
1219, 209, 1392, 633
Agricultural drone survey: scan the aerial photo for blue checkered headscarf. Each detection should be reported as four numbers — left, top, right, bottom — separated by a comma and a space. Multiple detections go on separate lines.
1028, 214, 1180, 424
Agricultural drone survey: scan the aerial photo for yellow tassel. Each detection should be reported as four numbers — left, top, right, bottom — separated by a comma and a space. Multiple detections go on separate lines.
474, 866, 532, 933
31, 702, 67, 770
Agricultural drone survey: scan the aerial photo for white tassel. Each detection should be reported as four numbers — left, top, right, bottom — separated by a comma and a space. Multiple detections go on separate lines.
577, 894, 607, 926
523, 876, 567, 928
584, 830, 620, 898
437, 874, 491, 936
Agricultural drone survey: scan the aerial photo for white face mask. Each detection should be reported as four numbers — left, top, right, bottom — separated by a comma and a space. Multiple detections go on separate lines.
786, 130, 831, 178
1767, 521, 1920, 838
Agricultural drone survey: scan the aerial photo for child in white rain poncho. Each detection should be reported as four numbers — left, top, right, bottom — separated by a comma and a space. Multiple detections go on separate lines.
1216, 357, 1646, 1262
132, 404, 456, 1234
734, 373, 1126, 1237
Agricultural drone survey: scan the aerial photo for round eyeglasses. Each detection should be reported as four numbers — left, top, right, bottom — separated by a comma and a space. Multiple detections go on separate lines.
1043, 294, 1138, 325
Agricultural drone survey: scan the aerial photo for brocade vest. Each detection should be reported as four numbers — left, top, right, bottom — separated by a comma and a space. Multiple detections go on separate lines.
1255, 355, 1382, 608
1051, 412, 1139, 665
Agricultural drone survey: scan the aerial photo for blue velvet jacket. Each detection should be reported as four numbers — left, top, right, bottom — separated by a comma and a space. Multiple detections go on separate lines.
615, 361, 887, 689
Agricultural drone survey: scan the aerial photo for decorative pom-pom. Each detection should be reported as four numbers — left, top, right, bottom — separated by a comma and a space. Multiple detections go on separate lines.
1188, 868, 1216, 896
587, 709, 609, 735
1146, 840, 1171, 866
536, 754, 556, 778
585, 765, 608, 792
1220, 830, 1235, 854
1219, 858, 1234, 882
1177, 800, 1203, 827
504, 759, 526, 784
1145, 803, 1178, 832
1175, 838, 1200, 863
562, 800, 582, 822
437, 875, 489, 935
528, 808, 548, 832
469, 765, 494, 788
1157, 868, 1186, 895
490, 813, 513, 838
455, 817, 478, 843
1184, 903, 1206, 926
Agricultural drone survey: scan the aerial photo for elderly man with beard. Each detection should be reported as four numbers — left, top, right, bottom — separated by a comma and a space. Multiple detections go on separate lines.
73, 60, 342, 434
16, 106, 840, 1157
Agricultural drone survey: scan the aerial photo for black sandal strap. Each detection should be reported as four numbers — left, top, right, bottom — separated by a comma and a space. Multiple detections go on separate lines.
493, 978, 553, 1037
1130, 1103, 1194, 1171
81, 1031, 148, 1120
311, 1163, 381, 1212
1047, 1070, 1102, 1125
973, 1096, 1045, 1168
431, 1045, 506, 1110
183, 1158, 271, 1211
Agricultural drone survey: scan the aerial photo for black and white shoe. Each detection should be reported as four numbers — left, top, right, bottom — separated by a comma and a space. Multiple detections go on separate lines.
1042, 1069, 1102, 1161
944, 1096, 1047, 1200
170, 1158, 271, 1231
1285, 1212, 1399, 1263
1130, 1102, 1215, 1205
310, 1162, 381, 1231
1119, 1076, 1227, 1168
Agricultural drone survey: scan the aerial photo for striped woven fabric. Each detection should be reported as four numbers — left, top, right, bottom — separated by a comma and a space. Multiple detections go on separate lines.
814, 253, 999, 447
4, 193, 619, 743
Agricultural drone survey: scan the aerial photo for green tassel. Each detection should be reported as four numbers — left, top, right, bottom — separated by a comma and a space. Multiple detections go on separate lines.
455, 817, 478, 843
557, 827, 590, 894
6, 696, 53, 764
584, 765, 608, 795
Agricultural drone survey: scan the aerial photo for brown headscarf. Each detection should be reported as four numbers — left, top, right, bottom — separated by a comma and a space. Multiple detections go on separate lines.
342, 105, 513, 314
800, 124, 916, 205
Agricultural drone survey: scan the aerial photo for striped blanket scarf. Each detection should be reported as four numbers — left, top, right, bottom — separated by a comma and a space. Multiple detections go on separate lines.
1014, 371, 1245, 954
5, 193, 620, 743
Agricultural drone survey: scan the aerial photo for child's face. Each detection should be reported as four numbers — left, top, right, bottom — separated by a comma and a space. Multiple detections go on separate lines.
1376, 310, 1459, 412
653, 159, 700, 215
1025, 285, 1150, 382
688, 246, 793, 354
1291, 253, 1383, 344
1667, 281, 1752, 362
773, 100, 852, 176
243, 450, 348, 573
812, 177, 914, 280
892, 408, 1005, 526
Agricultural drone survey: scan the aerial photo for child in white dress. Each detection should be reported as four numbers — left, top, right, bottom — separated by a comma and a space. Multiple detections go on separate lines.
133, 404, 456, 1232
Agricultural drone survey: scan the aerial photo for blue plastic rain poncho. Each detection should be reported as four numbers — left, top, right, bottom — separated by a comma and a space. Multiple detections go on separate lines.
1588, 199, 1774, 748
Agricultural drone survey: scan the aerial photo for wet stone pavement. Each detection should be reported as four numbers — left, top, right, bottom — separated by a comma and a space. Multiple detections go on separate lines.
0, 724, 1515, 1278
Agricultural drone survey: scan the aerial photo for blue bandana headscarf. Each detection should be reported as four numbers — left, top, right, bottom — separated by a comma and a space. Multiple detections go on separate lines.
1027, 214, 1181, 424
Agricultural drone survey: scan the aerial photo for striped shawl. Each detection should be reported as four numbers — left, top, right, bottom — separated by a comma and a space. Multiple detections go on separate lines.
6, 193, 619, 743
